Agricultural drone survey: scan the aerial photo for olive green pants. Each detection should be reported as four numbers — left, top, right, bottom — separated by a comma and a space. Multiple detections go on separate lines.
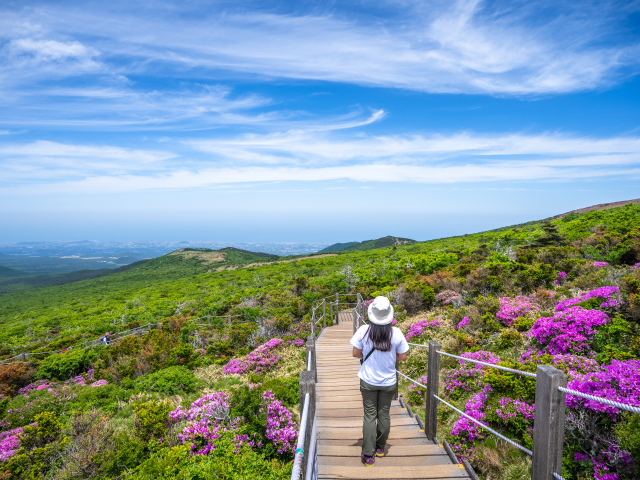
360, 379, 397, 457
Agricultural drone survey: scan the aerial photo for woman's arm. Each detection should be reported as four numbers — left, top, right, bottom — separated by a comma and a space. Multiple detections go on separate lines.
352, 347, 363, 359
396, 352, 407, 362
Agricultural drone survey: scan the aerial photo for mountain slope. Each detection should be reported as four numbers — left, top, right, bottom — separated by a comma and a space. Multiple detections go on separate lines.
341, 235, 416, 252
317, 242, 359, 253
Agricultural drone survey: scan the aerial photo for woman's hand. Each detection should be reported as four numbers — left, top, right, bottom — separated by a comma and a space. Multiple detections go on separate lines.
352, 347, 363, 359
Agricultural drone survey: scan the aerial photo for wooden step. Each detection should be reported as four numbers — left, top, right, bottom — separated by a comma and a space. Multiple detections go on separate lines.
318, 445, 443, 457
318, 464, 468, 479
317, 417, 417, 428
317, 428, 425, 440
319, 455, 452, 467
318, 438, 434, 447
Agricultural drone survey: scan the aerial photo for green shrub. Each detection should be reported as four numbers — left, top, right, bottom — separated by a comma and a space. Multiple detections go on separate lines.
131, 433, 292, 480
484, 361, 537, 403
73, 383, 131, 411
134, 400, 173, 441
36, 348, 98, 381
2, 411, 70, 479
261, 376, 299, 407
137, 366, 202, 395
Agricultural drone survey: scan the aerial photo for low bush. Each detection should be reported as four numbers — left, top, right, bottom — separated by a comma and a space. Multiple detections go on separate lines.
36, 349, 98, 381
137, 366, 202, 395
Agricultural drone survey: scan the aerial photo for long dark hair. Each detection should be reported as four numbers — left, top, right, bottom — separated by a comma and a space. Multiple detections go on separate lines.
365, 323, 392, 352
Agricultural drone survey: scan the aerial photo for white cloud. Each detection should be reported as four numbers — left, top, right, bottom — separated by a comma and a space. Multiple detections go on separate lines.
2, 131, 640, 194
10, 38, 95, 61
2, 0, 638, 96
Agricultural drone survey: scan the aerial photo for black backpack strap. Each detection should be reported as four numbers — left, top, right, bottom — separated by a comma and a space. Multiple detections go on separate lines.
360, 348, 375, 365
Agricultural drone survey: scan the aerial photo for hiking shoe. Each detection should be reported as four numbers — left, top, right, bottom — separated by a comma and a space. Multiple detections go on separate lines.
361, 454, 375, 467
375, 447, 385, 457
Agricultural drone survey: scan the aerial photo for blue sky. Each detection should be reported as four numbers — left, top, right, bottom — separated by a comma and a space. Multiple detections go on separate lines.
1, 0, 639, 243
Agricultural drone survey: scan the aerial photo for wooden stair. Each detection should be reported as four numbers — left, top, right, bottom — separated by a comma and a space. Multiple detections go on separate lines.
314, 314, 470, 480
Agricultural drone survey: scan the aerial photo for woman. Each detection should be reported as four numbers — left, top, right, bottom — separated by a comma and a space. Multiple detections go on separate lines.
350, 296, 409, 467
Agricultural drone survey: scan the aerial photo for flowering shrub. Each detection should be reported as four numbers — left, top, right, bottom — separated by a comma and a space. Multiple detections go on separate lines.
223, 338, 284, 375
565, 359, 640, 418
456, 317, 469, 330
406, 317, 441, 339
529, 307, 610, 355
555, 286, 624, 312
17, 380, 57, 397
496, 296, 541, 326
435, 290, 459, 305
0, 426, 23, 461
593, 262, 611, 267
553, 272, 568, 286
450, 385, 492, 443
442, 351, 500, 399
261, 390, 297, 454
407, 375, 428, 405
494, 397, 535, 421
90, 379, 108, 387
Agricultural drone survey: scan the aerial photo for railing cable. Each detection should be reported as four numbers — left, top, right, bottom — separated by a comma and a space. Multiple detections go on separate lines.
291, 393, 310, 480
434, 394, 533, 456
557, 387, 640, 414
404, 346, 537, 379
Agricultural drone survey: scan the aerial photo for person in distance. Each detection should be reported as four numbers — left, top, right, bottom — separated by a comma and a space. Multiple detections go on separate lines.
350, 296, 409, 467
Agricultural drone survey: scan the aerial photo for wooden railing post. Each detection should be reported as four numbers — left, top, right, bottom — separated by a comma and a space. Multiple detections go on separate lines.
532, 365, 567, 480
425, 340, 441, 440
394, 360, 399, 400
335, 293, 339, 325
307, 335, 317, 383
322, 299, 326, 330
299, 370, 316, 479
228, 315, 232, 326
352, 308, 357, 334
311, 311, 315, 337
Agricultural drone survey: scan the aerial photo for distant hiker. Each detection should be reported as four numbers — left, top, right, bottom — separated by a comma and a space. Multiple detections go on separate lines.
350, 296, 409, 467
102, 332, 111, 346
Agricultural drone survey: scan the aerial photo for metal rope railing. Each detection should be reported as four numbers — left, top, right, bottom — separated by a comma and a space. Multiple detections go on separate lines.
407, 343, 537, 378
558, 387, 640, 414
434, 394, 532, 455
291, 393, 310, 480
396, 369, 533, 456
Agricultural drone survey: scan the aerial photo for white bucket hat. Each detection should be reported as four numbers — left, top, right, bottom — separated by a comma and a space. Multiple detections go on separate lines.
367, 296, 394, 325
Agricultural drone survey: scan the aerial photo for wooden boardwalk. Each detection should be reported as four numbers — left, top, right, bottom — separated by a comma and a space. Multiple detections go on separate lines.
314, 314, 471, 480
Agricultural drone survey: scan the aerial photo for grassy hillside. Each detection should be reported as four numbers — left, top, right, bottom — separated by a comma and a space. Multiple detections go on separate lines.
341, 235, 416, 252
0, 266, 25, 278
0, 203, 639, 479
317, 241, 358, 253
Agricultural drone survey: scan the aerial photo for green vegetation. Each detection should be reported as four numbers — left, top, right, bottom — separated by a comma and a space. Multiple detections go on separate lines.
0, 203, 639, 479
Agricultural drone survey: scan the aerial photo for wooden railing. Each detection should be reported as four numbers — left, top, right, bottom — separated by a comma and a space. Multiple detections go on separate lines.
398, 341, 640, 480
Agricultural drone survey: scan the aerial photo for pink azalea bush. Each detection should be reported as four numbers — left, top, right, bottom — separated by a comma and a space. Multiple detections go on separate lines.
555, 286, 624, 312
442, 351, 500, 399
528, 307, 610, 355
593, 262, 611, 267
553, 272, 568, 286
406, 317, 441, 340
407, 375, 428, 405
496, 296, 541, 325
565, 359, 640, 418
450, 385, 492, 443
435, 290, 459, 305
223, 338, 284, 375
261, 390, 298, 454
495, 397, 535, 421
0, 426, 24, 461
456, 317, 470, 330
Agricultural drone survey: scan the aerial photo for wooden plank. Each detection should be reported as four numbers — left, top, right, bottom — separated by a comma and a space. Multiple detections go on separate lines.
319, 456, 452, 467
318, 464, 469, 479
317, 417, 417, 428
317, 428, 424, 440
318, 445, 444, 457
316, 409, 407, 418
318, 438, 434, 447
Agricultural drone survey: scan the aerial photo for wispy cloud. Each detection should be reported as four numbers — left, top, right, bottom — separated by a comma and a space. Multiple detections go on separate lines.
1, 0, 638, 98
3, 130, 640, 194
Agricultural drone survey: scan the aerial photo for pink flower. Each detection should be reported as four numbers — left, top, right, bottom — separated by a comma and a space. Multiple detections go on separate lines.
457, 317, 469, 329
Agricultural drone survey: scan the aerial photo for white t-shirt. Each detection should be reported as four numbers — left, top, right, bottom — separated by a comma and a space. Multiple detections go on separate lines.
349, 325, 409, 387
